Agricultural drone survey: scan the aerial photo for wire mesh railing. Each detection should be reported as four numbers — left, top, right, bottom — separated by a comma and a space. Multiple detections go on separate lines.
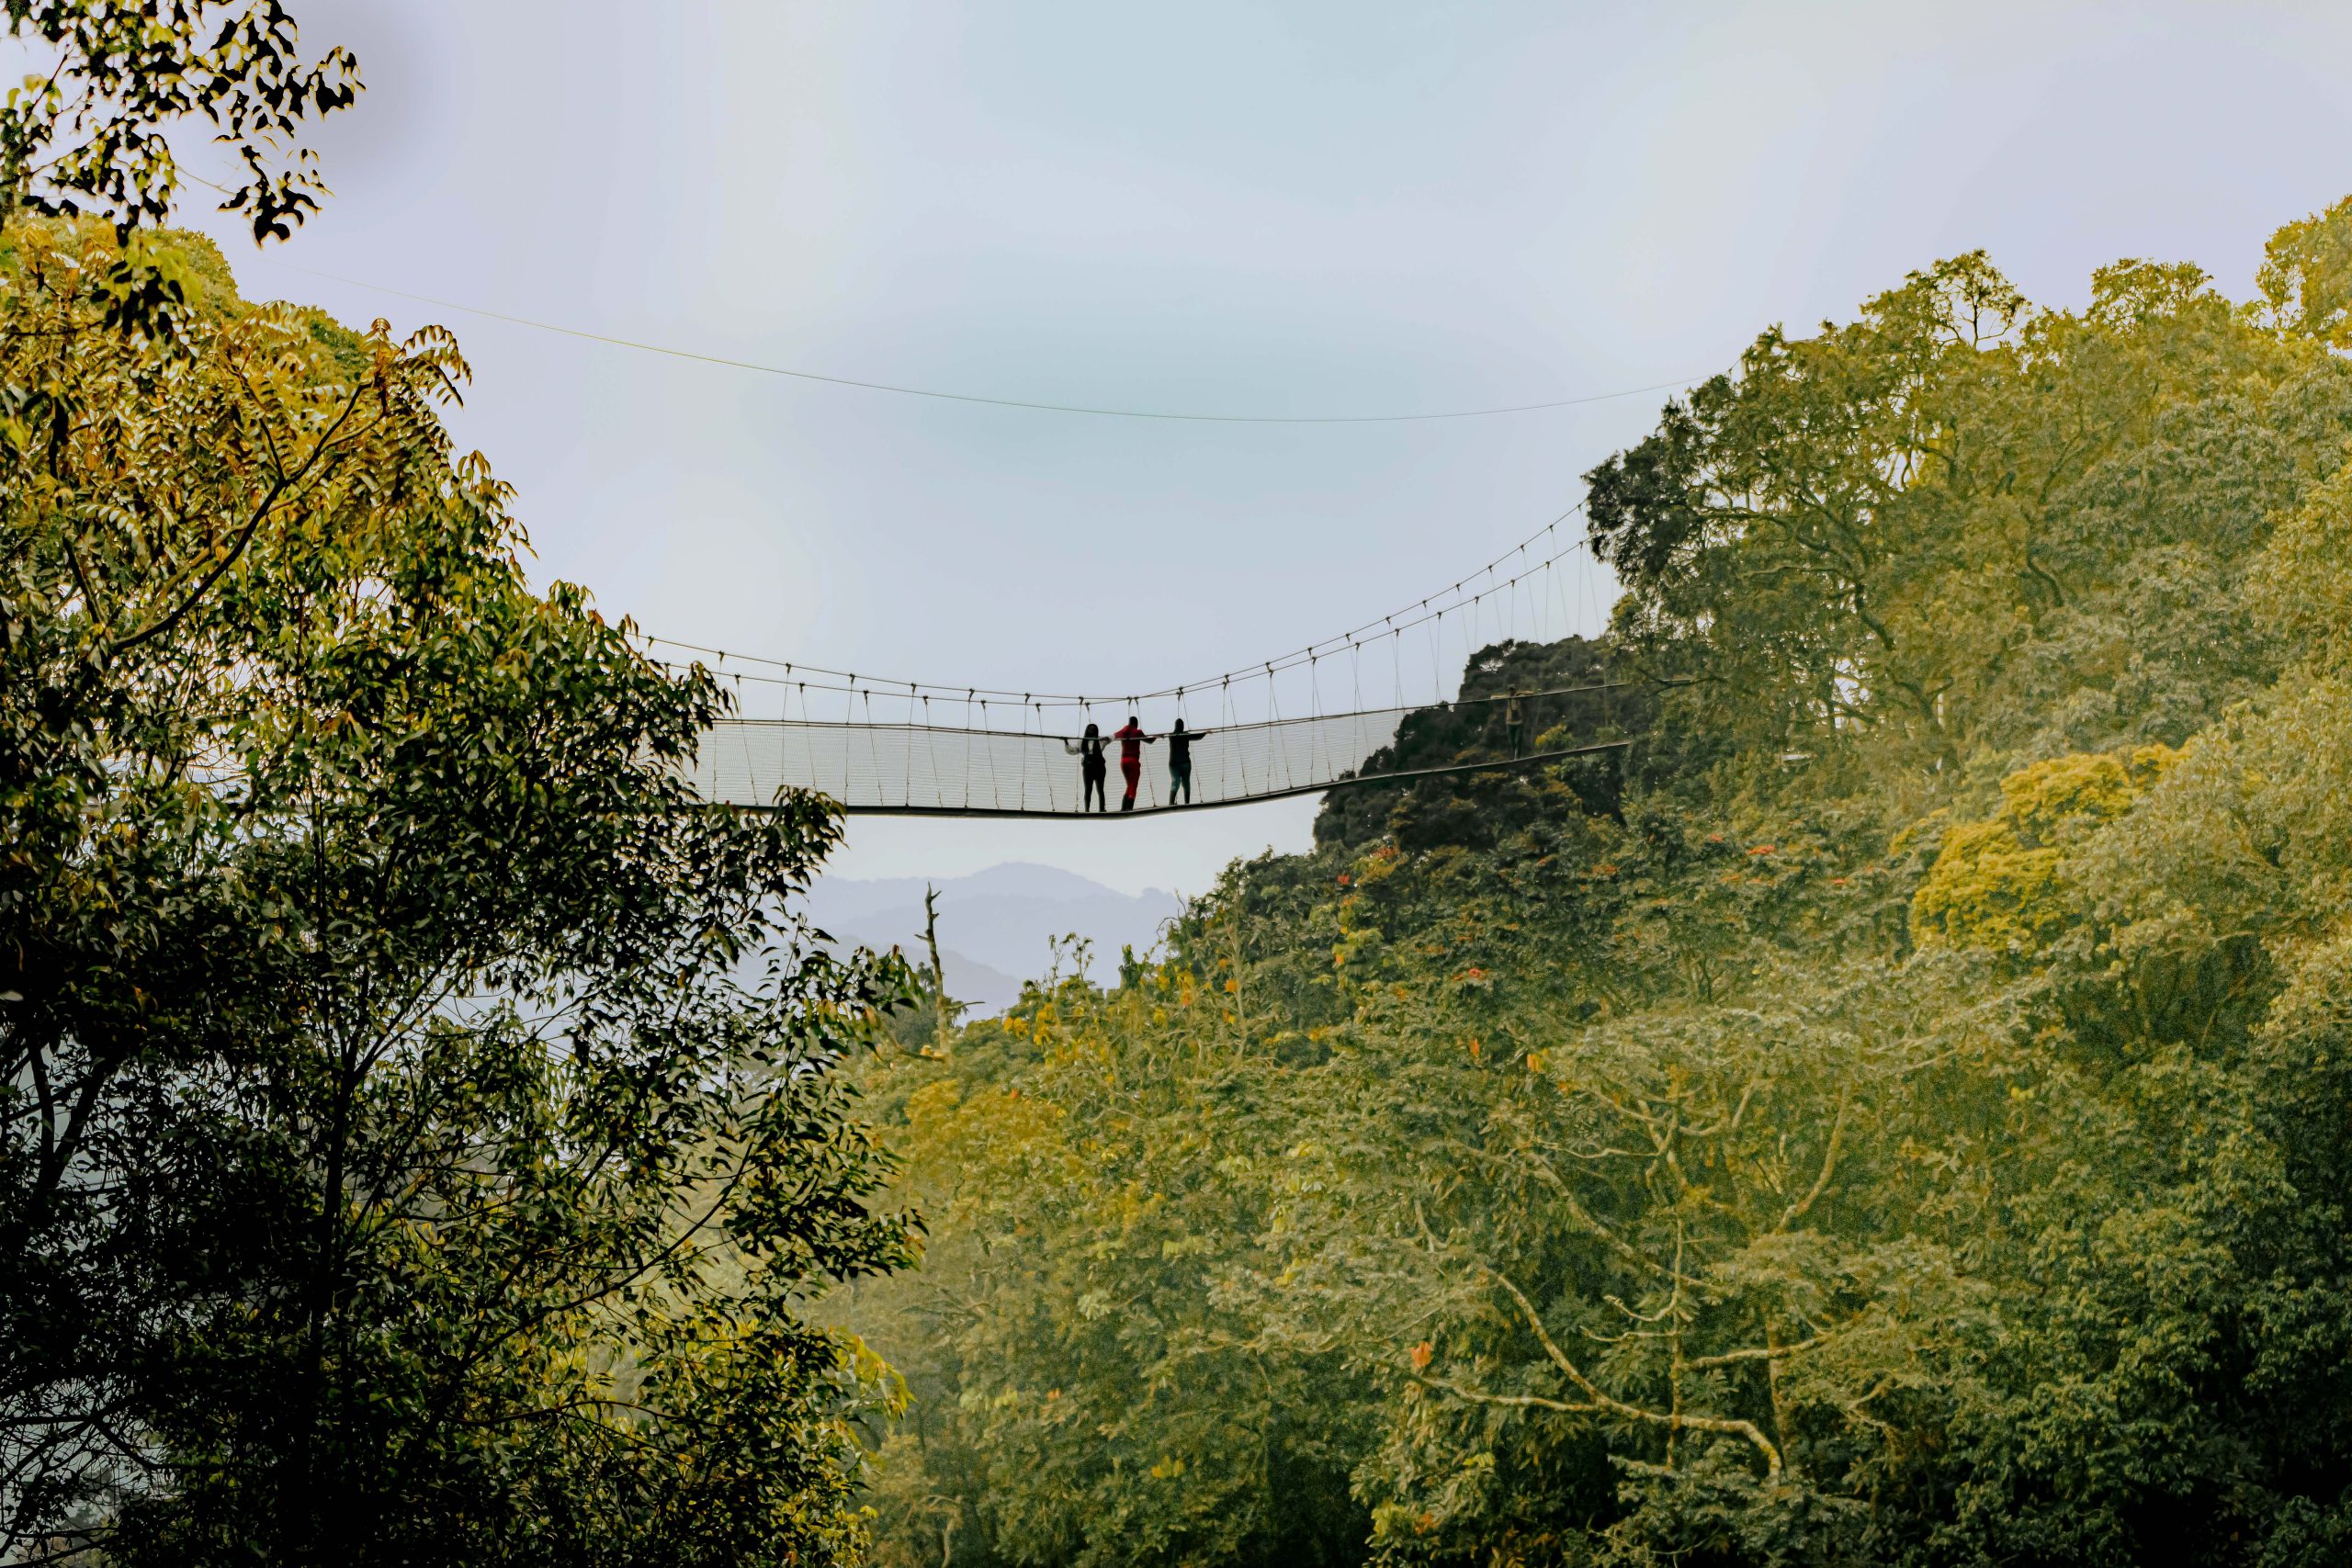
684, 686, 1626, 816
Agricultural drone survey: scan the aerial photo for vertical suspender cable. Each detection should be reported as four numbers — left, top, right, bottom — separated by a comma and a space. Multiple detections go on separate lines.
973, 694, 986, 812
1429, 607, 1444, 705
795, 681, 808, 796
1232, 671, 1250, 799
786, 680, 799, 794
735, 672, 754, 801
922, 692, 941, 808
1585, 552, 1616, 738
1310, 654, 1324, 787
1552, 550, 1574, 648
861, 688, 881, 808
1268, 664, 1291, 792
840, 679, 854, 802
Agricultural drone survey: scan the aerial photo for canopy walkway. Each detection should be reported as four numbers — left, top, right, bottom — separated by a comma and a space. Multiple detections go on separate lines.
684, 688, 1630, 817
655, 508, 1634, 818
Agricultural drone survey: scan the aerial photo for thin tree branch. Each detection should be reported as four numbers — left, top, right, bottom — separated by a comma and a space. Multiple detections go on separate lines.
1479, 1262, 1783, 1482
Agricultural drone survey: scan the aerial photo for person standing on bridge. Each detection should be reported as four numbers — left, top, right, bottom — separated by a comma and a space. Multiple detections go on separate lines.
1065, 722, 1110, 813
1112, 715, 1158, 811
1505, 689, 1527, 757
1166, 717, 1211, 805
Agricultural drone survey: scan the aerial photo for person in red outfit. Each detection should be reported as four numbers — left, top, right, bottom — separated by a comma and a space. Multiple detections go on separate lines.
1112, 715, 1158, 811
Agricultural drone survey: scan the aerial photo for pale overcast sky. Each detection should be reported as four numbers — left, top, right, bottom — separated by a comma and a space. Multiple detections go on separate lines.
174, 0, 2352, 896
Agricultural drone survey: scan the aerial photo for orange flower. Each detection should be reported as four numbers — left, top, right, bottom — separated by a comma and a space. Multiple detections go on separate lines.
1748, 843, 1776, 856
1410, 1341, 1434, 1371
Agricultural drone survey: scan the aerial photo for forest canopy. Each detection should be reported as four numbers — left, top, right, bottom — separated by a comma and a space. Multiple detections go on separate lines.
15, 6, 2352, 1562
842, 195, 2352, 1568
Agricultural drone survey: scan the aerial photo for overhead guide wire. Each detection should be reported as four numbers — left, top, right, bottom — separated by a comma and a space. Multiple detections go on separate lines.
248, 256, 1701, 426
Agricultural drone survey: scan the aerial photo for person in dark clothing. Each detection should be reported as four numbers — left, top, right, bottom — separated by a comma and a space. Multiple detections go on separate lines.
1505, 689, 1527, 757
1112, 715, 1157, 810
1166, 717, 1211, 805
1065, 722, 1109, 812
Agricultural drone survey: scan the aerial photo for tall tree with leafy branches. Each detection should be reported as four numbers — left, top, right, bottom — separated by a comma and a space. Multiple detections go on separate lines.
2, 209, 919, 1564
0, 8, 923, 1551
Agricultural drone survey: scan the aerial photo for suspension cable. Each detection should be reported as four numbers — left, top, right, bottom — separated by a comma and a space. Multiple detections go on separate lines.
636, 502, 1594, 709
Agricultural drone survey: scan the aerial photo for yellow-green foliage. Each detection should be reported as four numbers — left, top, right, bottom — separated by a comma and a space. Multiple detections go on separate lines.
2260, 191, 2352, 346
851, 194, 2352, 1568
1912, 746, 2179, 953
2255, 460, 2352, 674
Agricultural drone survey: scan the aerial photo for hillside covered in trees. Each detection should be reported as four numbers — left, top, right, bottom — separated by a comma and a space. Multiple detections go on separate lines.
15, 8, 2352, 1563
842, 197, 2352, 1568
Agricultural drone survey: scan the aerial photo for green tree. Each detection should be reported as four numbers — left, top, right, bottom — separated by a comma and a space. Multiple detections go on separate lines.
844, 950, 1374, 1568
2, 0, 359, 241
846, 192, 2352, 1568
2, 216, 913, 1564
1587, 249, 2352, 777
2257, 193, 2352, 347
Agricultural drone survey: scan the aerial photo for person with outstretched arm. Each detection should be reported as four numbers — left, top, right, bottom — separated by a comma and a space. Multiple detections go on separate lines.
1064, 722, 1110, 813
1111, 715, 1158, 810
1166, 717, 1210, 805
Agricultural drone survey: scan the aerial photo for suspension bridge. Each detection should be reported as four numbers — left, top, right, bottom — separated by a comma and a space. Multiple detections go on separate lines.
286, 255, 1675, 820
648, 510, 1635, 818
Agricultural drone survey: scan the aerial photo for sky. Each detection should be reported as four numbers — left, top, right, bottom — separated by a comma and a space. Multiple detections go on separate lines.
159, 0, 2352, 897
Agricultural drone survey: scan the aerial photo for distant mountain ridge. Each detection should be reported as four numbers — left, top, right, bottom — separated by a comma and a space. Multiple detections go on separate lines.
803, 863, 1183, 1012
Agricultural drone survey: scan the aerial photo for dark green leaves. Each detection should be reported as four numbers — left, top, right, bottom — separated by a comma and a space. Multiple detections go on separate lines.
1, 0, 361, 246
3, 219, 910, 1566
